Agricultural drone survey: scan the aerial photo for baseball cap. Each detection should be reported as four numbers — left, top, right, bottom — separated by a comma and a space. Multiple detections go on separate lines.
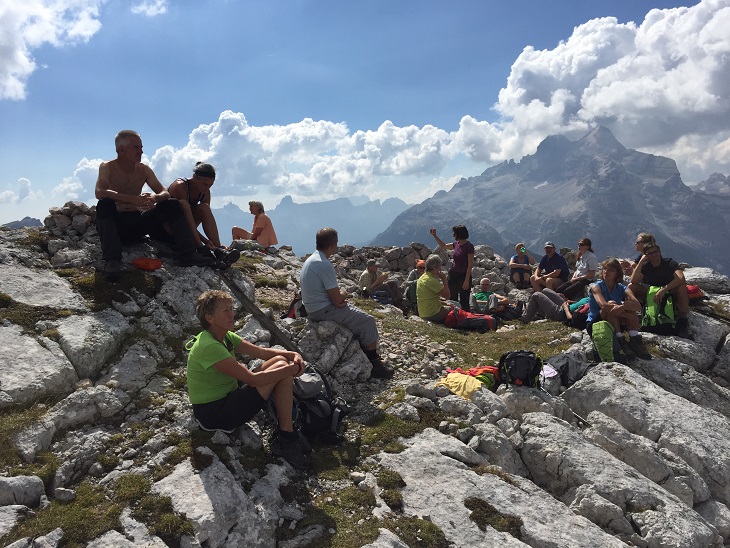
544, 241, 555, 249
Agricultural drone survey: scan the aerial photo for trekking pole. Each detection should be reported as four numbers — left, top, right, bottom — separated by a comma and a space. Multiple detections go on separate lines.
219, 270, 303, 354
539, 386, 593, 428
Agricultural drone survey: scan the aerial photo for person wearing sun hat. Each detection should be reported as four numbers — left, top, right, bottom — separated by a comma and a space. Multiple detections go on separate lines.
168, 162, 240, 268
531, 241, 570, 293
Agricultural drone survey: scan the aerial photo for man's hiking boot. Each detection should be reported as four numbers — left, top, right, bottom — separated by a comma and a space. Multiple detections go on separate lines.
214, 246, 241, 268
628, 335, 652, 360
103, 259, 122, 282
177, 249, 216, 267
369, 357, 394, 379
676, 317, 692, 340
271, 434, 311, 470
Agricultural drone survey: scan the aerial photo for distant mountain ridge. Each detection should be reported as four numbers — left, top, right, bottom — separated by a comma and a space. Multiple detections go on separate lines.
212, 195, 410, 256
373, 126, 730, 272
1, 216, 42, 229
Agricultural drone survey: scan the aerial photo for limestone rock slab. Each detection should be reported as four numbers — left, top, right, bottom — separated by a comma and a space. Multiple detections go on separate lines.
0, 264, 87, 310
0, 325, 78, 409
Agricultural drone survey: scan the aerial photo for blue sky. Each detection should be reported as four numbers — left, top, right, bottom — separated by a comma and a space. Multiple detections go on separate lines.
2, 0, 728, 226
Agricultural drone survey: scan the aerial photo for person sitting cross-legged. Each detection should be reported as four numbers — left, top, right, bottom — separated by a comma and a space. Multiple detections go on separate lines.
186, 290, 310, 470
587, 258, 652, 360
470, 277, 523, 321
402, 259, 426, 314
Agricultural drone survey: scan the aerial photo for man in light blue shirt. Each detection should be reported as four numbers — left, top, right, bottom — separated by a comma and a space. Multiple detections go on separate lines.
300, 228, 393, 379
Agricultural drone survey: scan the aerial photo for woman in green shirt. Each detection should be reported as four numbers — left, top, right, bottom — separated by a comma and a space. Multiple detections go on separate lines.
186, 289, 309, 469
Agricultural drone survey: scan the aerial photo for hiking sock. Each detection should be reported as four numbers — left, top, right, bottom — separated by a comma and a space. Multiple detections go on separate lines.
628, 330, 639, 337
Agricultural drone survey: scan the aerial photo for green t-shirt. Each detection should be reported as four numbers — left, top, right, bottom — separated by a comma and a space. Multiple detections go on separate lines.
186, 330, 242, 404
417, 272, 446, 318
473, 290, 494, 302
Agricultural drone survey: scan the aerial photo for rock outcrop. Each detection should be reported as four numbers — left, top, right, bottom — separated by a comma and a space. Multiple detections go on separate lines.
1, 202, 730, 547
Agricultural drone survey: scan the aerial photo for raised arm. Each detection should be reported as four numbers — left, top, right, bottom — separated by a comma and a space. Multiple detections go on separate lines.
429, 228, 454, 251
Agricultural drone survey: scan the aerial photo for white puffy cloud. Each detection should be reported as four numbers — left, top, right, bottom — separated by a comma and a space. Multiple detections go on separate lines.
148, 110, 457, 203
0, 178, 43, 203
52, 157, 101, 201
492, 0, 730, 181
0, 0, 104, 100
131, 0, 167, 17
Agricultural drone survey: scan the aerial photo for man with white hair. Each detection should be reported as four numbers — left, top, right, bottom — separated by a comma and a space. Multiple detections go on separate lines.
95, 130, 214, 280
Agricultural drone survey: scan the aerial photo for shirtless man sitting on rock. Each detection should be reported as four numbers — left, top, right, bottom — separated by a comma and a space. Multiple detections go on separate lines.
95, 130, 214, 280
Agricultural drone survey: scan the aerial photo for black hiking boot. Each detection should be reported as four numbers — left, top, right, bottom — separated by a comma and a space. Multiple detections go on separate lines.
369, 357, 394, 379
676, 317, 692, 339
177, 248, 216, 267
214, 247, 241, 268
628, 335, 652, 360
613, 337, 629, 365
103, 259, 122, 282
271, 434, 311, 470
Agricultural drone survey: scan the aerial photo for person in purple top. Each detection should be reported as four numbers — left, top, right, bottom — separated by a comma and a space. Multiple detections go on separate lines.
429, 225, 474, 311
531, 241, 570, 293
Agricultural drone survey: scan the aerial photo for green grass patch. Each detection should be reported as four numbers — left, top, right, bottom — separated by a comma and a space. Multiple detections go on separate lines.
381, 515, 450, 547
5, 481, 122, 547
359, 409, 447, 457
383, 315, 574, 370
56, 266, 163, 312
96, 453, 120, 473
300, 486, 379, 547
258, 297, 287, 311
253, 275, 289, 288
232, 255, 264, 276
310, 440, 361, 481
131, 494, 194, 546
15, 227, 50, 251
0, 292, 77, 334
113, 473, 151, 501
377, 468, 406, 489
10, 451, 60, 489
381, 489, 404, 511
464, 497, 522, 539
471, 464, 518, 486
0, 404, 50, 469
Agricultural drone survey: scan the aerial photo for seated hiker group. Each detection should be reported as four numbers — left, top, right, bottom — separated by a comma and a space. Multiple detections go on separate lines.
100, 126, 691, 470
95, 129, 278, 281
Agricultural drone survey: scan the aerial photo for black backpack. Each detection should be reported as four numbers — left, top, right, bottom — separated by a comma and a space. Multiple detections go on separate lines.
293, 365, 349, 442
499, 350, 542, 387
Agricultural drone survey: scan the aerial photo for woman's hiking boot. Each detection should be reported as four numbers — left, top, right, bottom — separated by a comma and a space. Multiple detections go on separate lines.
613, 337, 630, 365
628, 335, 652, 360
271, 432, 311, 470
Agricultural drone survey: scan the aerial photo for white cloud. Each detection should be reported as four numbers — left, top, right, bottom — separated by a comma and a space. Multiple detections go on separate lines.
0, 0, 104, 100
52, 157, 102, 201
147, 110, 457, 203
55, 0, 730, 211
492, 0, 730, 181
131, 0, 167, 17
0, 178, 43, 203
